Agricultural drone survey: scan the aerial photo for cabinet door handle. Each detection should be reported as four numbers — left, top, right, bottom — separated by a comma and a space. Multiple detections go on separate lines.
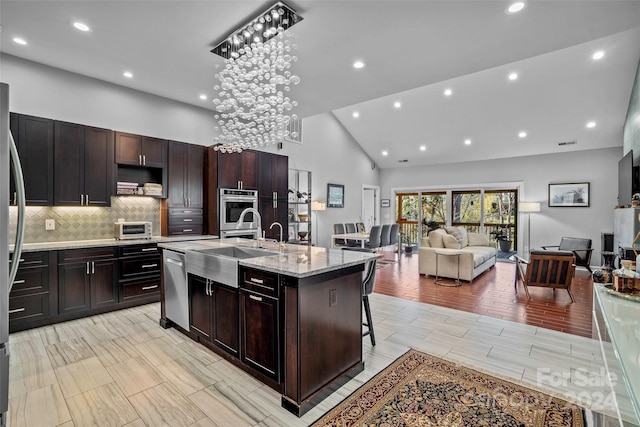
141, 247, 158, 252
165, 258, 183, 267
9, 258, 25, 264
249, 294, 263, 302
139, 154, 142, 165
86, 262, 90, 274
183, 229, 193, 233
143, 155, 146, 165
9, 307, 26, 314
81, 194, 84, 205
12, 279, 25, 285
85, 194, 89, 205
274, 199, 277, 209
141, 263, 158, 269
249, 277, 264, 284
183, 210, 193, 214
183, 219, 193, 222
188, 197, 191, 207
13, 191, 17, 205
142, 285, 158, 291
92, 261, 95, 274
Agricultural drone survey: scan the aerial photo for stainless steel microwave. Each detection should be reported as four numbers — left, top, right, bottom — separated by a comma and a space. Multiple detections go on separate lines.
114, 221, 152, 240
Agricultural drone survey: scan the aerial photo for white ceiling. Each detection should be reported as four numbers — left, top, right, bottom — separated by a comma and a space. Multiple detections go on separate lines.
1, 0, 640, 168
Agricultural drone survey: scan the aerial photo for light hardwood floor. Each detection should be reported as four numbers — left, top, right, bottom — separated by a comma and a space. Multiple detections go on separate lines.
7, 271, 637, 426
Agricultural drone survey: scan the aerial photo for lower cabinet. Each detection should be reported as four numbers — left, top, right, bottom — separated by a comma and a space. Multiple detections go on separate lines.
240, 267, 281, 382
58, 248, 118, 315
188, 274, 240, 357
118, 244, 161, 303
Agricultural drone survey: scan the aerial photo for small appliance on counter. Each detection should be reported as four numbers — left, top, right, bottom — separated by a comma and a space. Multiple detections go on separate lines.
114, 221, 152, 240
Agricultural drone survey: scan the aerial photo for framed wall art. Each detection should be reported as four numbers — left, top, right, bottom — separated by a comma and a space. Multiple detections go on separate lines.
381, 199, 390, 207
548, 182, 590, 207
327, 183, 344, 208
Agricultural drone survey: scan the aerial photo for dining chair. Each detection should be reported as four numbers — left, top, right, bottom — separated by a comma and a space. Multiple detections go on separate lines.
333, 223, 346, 247
380, 224, 391, 249
345, 222, 358, 247
366, 225, 382, 249
389, 223, 400, 260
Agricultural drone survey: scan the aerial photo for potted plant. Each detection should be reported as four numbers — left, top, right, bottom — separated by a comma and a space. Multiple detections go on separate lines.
491, 224, 513, 252
402, 233, 415, 253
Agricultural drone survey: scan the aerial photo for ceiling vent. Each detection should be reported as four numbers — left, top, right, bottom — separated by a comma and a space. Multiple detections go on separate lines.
557, 140, 577, 146
398, 159, 409, 163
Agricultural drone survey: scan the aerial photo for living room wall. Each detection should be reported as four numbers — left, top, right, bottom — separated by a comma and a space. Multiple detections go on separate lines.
624, 57, 640, 162
379, 147, 620, 257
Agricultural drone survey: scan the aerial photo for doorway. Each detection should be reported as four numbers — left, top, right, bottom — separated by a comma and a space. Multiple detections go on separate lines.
362, 185, 379, 231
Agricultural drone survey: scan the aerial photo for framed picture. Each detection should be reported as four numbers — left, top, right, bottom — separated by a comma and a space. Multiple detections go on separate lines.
548, 182, 590, 207
381, 199, 390, 207
327, 183, 345, 208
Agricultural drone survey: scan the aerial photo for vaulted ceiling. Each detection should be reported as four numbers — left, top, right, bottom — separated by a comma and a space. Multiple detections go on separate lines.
1, 1, 639, 168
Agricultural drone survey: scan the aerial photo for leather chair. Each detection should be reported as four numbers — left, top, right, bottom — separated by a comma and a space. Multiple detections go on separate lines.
542, 237, 593, 273
380, 224, 391, 249
333, 223, 346, 247
389, 223, 400, 259
345, 222, 358, 247
366, 225, 382, 249
514, 250, 576, 302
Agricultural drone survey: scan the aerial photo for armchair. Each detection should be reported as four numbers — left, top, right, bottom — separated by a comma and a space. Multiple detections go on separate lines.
541, 237, 593, 273
514, 250, 576, 302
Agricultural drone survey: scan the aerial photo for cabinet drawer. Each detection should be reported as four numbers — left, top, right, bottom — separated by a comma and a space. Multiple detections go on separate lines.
10, 267, 49, 296
168, 215, 203, 226
169, 208, 203, 216
120, 280, 160, 301
9, 293, 49, 323
120, 256, 161, 280
10, 251, 48, 267
168, 225, 203, 235
119, 244, 159, 257
59, 247, 116, 263
241, 268, 279, 298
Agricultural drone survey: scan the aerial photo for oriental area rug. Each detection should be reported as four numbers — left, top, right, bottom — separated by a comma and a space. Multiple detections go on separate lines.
312, 349, 584, 427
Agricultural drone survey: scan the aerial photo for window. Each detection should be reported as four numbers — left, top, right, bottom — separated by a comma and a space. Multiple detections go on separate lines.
451, 191, 481, 233
421, 192, 446, 237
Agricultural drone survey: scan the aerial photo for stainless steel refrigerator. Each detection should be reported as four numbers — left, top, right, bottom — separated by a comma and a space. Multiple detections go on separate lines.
1, 83, 26, 427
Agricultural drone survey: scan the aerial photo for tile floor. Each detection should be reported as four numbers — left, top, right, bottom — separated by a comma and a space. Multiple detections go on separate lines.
7, 296, 638, 426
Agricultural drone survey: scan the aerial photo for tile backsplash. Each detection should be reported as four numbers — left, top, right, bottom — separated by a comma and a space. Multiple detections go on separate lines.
9, 196, 161, 244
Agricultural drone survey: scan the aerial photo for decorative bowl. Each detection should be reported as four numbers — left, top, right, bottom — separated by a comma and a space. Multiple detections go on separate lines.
298, 214, 309, 222
298, 231, 308, 240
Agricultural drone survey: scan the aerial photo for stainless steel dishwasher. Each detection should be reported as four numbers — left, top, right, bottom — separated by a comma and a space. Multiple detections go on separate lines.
163, 249, 189, 331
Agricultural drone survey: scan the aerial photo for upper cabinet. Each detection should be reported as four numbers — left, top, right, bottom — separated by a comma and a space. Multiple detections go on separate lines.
115, 132, 167, 168
258, 151, 288, 200
54, 121, 114, 206
166, 141, 204, 209
11, 113, 54, 206
217, 150, 258, 190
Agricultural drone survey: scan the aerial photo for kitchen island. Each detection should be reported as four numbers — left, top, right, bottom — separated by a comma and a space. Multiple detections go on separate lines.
158, 238, 378, 416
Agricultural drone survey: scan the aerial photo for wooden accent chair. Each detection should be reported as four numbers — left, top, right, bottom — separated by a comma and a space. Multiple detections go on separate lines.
514, 250, 576, 302
542, 237, 593, 273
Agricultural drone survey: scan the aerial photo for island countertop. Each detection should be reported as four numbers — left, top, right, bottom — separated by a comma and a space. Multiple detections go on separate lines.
159, 238, 378, 278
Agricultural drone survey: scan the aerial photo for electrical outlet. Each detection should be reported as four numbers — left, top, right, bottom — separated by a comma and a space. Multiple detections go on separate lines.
45, 219, 55, 230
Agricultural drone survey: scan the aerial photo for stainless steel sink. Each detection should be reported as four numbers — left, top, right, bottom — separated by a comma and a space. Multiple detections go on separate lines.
185, 246, 277, 287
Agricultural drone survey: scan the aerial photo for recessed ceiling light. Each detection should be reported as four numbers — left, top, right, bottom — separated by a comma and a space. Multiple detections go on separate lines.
352, 111, 359, 118
199, 94, 207, 100
353, 60, 365, 69
508, 72, 518, 81
382, 150, 388, 156
444, 88, 453, 96
73, 22, 90, 32
123, 71, 133, 78
506, 1, 526, 14
518, 131, 527, 138
13, 37, 27, 45
419, 145, 427, 151
464, 139, 472, 145
592, 51, 605, 60
586, 121, 597, 128
393, 101, 401, 109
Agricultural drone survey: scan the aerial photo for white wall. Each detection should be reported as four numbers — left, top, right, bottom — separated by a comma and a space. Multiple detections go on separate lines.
1, 54, 217, 145
380, 147, 621, 256
1, 53, 381, 248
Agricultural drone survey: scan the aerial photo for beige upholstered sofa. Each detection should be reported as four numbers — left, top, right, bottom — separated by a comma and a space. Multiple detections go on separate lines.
418, 227, 497, 282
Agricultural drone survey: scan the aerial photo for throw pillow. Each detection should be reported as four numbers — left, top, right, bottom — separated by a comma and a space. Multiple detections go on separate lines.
421, 237, 431, 248
428, 228, 446, 248
445, 226, 468, 248
468, 232, 490, 247
442, 234, 461, 249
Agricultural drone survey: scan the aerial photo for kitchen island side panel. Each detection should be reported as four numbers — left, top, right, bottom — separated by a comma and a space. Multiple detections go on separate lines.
283, 265, 364, 410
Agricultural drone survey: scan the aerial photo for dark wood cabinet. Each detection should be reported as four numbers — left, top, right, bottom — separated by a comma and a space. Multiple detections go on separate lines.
12, 114, 54, 206
115, 132, 167, 168
58, 247, 117, 315
217, 150, 258, 190
213, 284, 240, 357
240, 268, 281, 381
117, 244, 161, 303
54, 122, 113, 206
258, 152, 289, 240
163, 142, 204, 235
189, 274, 212, 340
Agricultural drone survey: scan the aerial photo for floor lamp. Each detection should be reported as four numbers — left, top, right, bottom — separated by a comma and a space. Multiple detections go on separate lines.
311, 200, 326, 246
520, 202, 541, 253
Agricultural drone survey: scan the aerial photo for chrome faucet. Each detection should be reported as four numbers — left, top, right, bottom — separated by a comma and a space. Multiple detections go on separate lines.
270, 222, 285, 252
237, 208, 263, 247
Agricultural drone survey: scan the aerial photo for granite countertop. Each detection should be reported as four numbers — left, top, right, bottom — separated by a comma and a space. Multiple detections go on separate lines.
160, 238, 379, 278
11, 235, 219, 253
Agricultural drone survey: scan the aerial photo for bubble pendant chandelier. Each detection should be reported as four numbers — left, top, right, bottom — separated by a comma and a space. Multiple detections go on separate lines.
210, 2, 303, 153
